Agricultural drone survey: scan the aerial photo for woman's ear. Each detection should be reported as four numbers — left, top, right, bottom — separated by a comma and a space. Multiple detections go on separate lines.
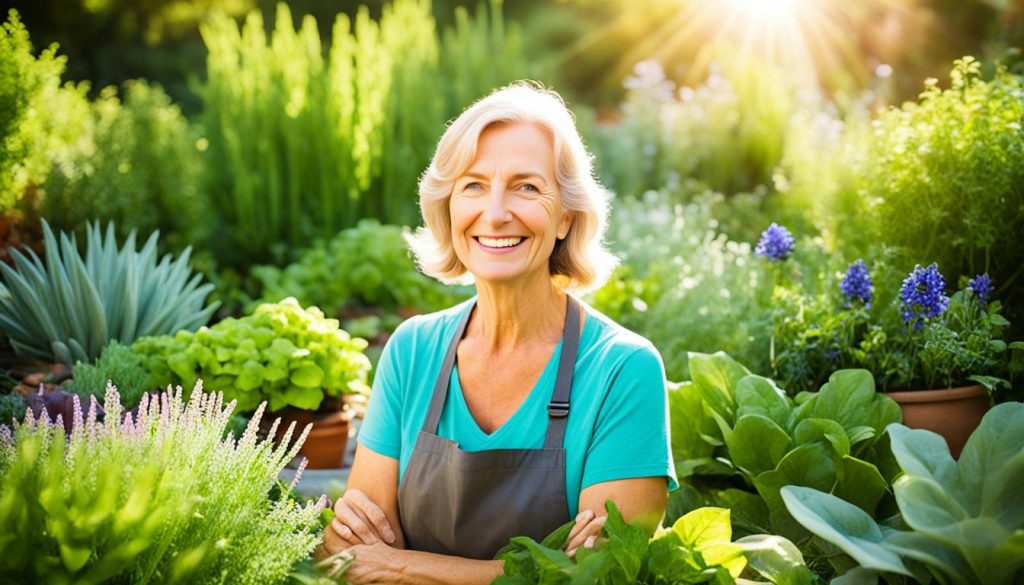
557, 211, 575, 240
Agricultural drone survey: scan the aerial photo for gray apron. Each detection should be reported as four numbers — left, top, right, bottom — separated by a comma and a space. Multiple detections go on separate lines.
396, 296, 581, 560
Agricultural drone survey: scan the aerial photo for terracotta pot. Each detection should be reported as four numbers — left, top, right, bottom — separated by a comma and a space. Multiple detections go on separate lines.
885, 385, 991, 458
267, 404, 353, 469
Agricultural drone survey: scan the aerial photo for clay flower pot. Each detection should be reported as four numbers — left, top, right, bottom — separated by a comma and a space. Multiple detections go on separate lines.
265, 399, 354, 469
884, 385, 991, 458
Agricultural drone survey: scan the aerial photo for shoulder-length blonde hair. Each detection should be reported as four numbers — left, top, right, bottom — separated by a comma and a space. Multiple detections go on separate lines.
406, 82, 618, 294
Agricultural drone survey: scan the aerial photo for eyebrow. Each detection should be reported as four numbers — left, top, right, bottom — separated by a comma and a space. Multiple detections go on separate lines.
459, 171, 550, 185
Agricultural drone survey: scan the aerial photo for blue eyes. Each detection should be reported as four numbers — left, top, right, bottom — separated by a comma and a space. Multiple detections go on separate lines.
460, 182, 540, 193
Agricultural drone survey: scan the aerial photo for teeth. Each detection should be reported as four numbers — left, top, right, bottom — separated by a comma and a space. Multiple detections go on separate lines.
478, 236, 524, 248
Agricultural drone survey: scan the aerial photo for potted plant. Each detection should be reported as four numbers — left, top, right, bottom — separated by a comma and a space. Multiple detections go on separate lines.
770, 253, 1021, 456
131, 297, 372, 468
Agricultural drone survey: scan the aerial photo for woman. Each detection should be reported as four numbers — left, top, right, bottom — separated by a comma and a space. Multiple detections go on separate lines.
321, 83, 677, 583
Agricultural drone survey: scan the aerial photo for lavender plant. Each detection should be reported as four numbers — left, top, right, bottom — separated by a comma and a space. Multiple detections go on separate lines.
754, 223, 796, 262
0, 382, 326, 583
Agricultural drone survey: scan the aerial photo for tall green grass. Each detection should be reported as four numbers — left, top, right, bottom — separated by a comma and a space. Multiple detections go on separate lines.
200, 0, 543, 269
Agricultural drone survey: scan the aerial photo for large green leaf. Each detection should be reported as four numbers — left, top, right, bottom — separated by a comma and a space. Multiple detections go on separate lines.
793, 370, 900, 440
735, 534, 814, 585
792, 418, 850, 458
887, 425, 964, 505
727, 414, 792, 478
668, 381, 717, 464
956, 402, 1024, 523
780, 486, 912, 576
754, 443, 836, 512
688, 351, 750, 423
735, 375, 791, 430
833, 456, 889, 516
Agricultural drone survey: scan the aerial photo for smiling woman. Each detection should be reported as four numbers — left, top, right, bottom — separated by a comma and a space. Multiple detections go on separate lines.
319, 84, 678, 584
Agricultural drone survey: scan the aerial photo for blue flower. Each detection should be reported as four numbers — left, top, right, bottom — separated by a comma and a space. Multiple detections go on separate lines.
840, 259, 873, 308
899, 263, 949, 329
754, 223, 795, 262
968, 273, 993, 304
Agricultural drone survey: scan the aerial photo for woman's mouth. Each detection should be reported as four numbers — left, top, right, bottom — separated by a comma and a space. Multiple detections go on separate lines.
474, 236, 526, 251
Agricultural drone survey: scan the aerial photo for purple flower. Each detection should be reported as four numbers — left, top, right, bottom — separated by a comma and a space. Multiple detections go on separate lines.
755, 223, 796, 261
899, 263, 949, 329
840, 259, 873, 308
968, 273, 993, 304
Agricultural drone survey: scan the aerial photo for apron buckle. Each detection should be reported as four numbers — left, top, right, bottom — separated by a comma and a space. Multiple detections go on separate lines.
547, 400, 570, 418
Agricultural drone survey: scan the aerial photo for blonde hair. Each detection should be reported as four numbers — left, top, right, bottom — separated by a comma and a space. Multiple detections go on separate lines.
406, 82, 618, 293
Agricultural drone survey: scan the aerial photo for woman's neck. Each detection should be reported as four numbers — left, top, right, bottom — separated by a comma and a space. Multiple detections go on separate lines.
469, 276, 566, 353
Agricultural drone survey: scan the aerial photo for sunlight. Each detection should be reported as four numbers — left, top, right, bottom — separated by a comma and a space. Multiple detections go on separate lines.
723, 0, 805, 20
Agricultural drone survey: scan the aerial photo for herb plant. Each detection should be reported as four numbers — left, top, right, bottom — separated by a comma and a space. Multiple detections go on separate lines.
0, 382, 326, 583
0, 220, 219, 366
782, 401, 1024, 585
131, 298, 372, 412
251, 219, 469, 316
496, 500, 816, 584
0, 392, 26, 425
70, 341, 152, 409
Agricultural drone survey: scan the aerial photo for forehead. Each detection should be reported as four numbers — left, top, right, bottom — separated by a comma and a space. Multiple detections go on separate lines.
466, 122, 555, 171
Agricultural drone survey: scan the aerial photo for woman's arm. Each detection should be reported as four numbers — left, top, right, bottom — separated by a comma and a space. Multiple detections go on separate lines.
342, 544, 503, 585
566, 477, 668, 553
320, 444, 405, 557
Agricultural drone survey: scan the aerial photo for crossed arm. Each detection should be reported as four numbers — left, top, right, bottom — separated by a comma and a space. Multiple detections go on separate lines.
318, 445, 668, 585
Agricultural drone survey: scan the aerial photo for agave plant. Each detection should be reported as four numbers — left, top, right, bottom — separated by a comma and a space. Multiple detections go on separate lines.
0, 220, 219, 365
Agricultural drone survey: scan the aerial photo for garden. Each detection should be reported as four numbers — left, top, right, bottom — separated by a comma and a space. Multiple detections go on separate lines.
1, 0, 1023, 583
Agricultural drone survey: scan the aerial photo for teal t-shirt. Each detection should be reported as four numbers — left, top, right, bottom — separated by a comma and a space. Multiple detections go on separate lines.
357, 297, 678, 518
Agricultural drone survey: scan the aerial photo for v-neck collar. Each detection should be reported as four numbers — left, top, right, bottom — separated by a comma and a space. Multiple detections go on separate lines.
450, 340, 563, 442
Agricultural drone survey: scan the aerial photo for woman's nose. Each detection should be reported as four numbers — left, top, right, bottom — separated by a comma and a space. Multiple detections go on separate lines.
482, 188, 512, 225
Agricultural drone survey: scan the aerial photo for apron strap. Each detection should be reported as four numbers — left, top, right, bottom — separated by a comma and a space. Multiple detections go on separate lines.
544, 295, 580, 449
421, 295, 583, 444
422, 299, 477, 434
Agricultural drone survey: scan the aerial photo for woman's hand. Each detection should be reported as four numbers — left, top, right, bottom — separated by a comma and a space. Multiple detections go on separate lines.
325, 488, 398, 553
565, 508, 606, 557
339, 543, 404, 584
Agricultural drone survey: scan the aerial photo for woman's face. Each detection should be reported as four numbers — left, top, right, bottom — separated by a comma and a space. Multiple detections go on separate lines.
449, 122, 573, 288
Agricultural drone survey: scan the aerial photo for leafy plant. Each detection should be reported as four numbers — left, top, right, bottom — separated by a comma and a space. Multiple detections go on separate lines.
782, 401, 1024, 585
590, 191, 776, 379
0, 9, 90, 213
251, 219, 469, 316
496, 500, 816, 584
70, 341, 153, 409
41, 80, 210, 251
771, 256, 1019, 393
667, 352, 903, 575
0, 392, 26, 425
0, 382, 326, 583
0, 220, 219, 366
131, 298, 371, 412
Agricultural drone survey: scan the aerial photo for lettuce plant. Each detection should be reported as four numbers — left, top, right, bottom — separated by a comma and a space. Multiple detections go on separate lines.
0, 382, 326, 583
0, 220, 218, 366
668, 352, 903, 564
131, 298, 371, 412
782, 401, 1024, 585
496, 501, 816, 584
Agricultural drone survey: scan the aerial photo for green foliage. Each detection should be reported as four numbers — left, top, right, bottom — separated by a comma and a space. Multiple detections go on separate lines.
495, 500, 816, 584
0, 221, 218, 366
0, 392, 26, 425
200, 0, 543, 268
839, 58, 1024, 318
251, 219, 470, 315
782, 401, 1024, 585
0, 383, 325, 583
131, 298, 371, 412
589, 55, 798, 198
590, 192, 774, 379
41, 80, 209, 251
0, 9, 89, 212
70, 341, 152, 409
668, 352, 903, 574
772, 260, 1018, 393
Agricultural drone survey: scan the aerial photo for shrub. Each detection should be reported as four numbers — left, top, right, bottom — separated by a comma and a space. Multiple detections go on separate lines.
0, 383, 326, 583
0, 9, 89, 213
591, 192, 775, 379
70, 341, 152, 409
41, 80, 209, 251
131, 298, 371, 412
0, 221, 218, 366
0, 392, 26, 425
251, 219, 469, 316
200, 0, 543, 268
